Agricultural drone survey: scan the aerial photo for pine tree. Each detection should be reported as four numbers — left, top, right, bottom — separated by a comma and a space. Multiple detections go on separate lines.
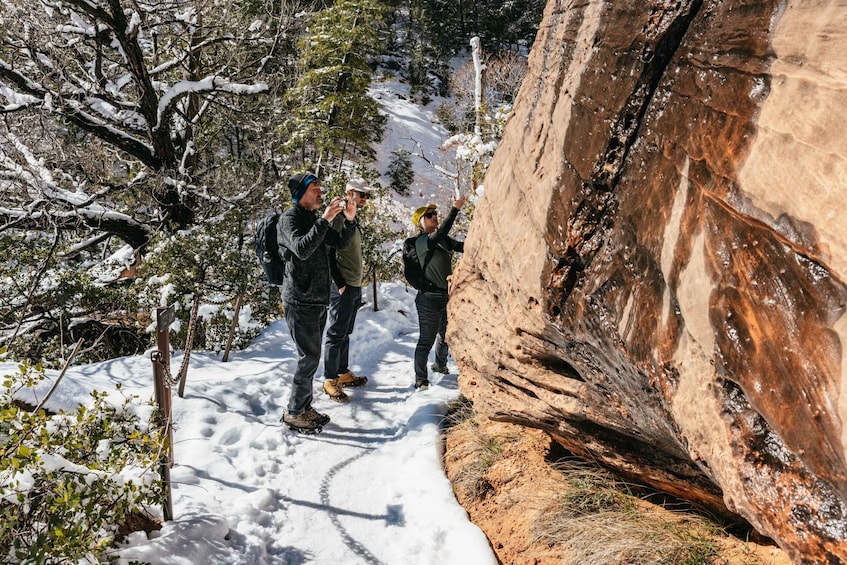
387, 149, 415, 195
280, 0, 389, 174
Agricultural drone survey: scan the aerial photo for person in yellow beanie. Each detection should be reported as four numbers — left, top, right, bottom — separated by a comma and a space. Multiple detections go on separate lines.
410, 194, 467, 390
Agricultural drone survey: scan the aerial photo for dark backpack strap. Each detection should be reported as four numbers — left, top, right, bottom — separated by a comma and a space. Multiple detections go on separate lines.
415, 235, 437, 291
414, 235, 434, 267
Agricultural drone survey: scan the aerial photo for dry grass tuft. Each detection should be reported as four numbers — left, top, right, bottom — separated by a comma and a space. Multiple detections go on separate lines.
533, 458, 741, 565
443, 396, 516, 500
442, 409, 788, 565
443, 395, 475, 429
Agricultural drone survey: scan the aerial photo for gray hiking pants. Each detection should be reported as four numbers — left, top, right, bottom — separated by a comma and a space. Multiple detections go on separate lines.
414, 291, 449, 383
324, 283, 362, 379
284, 301, 327, 415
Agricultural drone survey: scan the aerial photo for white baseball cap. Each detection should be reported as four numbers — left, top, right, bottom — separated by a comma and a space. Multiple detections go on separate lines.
345, 177, 374, 193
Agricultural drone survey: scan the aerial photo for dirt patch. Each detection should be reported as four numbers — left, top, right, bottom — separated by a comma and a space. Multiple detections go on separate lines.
443, 416, 792, 565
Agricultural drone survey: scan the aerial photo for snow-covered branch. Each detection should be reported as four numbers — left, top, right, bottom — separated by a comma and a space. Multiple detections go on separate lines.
0, 0, 293, 251
410, 137, 458, 180
0, 203, 151, 248
155, 76, 269, 131
0, 59, 49, 99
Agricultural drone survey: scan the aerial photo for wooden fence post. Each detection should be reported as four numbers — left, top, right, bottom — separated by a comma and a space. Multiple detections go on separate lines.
372, 270, 379, 312
151, 305, 175, 521
222, 294, 243, 362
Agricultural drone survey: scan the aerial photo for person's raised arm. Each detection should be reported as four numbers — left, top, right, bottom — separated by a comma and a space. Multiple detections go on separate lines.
279, 210, 333, 260
324, 197, 357, 249
428, 195, 466, 246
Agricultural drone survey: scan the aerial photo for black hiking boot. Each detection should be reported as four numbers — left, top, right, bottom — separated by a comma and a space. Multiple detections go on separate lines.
430, 363, 449, 374
414, 379, 430, 391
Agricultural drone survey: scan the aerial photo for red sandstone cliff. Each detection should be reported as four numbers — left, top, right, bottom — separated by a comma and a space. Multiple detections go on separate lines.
448, 1, 847, 562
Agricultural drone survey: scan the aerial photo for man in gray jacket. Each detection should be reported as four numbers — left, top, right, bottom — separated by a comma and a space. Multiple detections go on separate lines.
278, 172, 356, 433
323, 177, 373, 402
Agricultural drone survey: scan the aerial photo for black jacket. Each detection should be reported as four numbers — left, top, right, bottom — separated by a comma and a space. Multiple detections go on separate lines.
277, 204, 354, 305
421, 206, 464, 291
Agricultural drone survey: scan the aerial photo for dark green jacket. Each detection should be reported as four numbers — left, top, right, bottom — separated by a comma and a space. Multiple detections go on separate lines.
417, 206, 464, 291
330, 216, 364, 288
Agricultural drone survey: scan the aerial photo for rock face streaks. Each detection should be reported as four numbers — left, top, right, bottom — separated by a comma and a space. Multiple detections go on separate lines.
448, 0, 847, 561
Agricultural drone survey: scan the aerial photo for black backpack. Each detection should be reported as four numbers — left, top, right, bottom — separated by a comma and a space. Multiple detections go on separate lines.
255, 213, 287, 285
402, 235, 435, 291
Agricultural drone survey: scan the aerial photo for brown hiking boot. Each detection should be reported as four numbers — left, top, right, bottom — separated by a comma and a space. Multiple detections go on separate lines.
282, 411, 323, 433
303, 407, 330, 426
337, 371, 368, 388
323, 379, 349, 403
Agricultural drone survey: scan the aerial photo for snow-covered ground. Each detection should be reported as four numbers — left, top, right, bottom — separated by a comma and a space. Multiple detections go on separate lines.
372, 79, 452, 197
371, 77, 464, 218
3, 68, 494, 564
9, 283, 496, 564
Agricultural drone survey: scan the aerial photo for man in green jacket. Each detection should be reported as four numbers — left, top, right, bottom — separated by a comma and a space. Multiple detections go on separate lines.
323, 177, 373, 402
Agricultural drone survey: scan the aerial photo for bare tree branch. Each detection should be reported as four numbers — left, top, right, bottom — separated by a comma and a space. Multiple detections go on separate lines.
3, 226, 61, 348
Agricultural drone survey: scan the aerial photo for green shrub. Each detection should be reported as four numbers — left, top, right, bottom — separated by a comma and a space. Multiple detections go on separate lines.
0, 360, 165, 563
137, 208, 273, 353
0, 232, 149, 368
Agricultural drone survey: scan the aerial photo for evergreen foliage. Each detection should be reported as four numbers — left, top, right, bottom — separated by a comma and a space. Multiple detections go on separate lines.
320, 172, 403, 288
0, 361, 164, 562
0, 232, 146, 367
137, 208, 282, 354
280, 0, 389, 173
402, 0, 543, 98
473, 0, 546, 51
387, 149, 415, 195
359, 193, 405, 287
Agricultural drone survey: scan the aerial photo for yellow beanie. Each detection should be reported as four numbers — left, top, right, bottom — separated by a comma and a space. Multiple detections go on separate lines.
411, 204, 437, 227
